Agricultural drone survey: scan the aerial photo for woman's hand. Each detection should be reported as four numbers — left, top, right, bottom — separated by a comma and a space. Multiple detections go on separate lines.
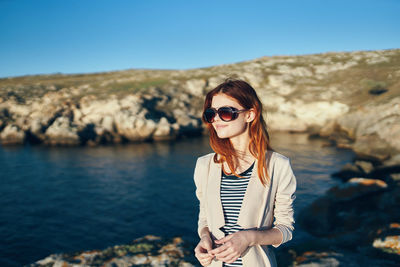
194, 234, 214, 266
209, 231, 252, 264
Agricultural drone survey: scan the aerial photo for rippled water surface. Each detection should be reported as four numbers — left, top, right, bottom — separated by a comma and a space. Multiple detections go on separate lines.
0, 133, 354, 266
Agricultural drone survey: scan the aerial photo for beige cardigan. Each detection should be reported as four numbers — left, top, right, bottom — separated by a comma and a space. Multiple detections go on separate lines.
193, 150, 297, 267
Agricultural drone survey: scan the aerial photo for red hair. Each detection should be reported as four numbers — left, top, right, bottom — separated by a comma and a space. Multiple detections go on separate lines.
202, 79, 273, 186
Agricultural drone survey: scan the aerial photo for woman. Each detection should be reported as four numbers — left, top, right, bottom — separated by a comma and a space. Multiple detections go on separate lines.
193, 79, 297, 267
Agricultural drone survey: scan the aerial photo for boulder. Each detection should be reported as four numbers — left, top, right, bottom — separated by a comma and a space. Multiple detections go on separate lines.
352, 135, 394, 162
373, 235, 400, 255
44, 116, 80, 145
298, 177, 394, 242
390, 173, 400, 182
153, 117, 175, 141
293, 251, 341, 267
331, 163, 364, 181
136, 119, 157, 140
101, 115, 115, 133
114, 113, 139, 141
383, 154, 400, 166
327, 178, 387, 201
354, 160, 374, 175
372, 223, 400, 257
267, 100, 349, 132
290, 248, 399, 267
0, 124, 25, 144
368, 164, 400, 179
333, 97, 400, 160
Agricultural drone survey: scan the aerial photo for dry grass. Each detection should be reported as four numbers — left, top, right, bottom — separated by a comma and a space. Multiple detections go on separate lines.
1, 49, 399, 107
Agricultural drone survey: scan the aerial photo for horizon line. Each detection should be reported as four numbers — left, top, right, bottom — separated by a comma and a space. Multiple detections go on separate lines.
1, 47, 398, 80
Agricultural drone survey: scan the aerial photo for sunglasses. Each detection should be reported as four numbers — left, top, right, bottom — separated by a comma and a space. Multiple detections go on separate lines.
203, 106, 248, 123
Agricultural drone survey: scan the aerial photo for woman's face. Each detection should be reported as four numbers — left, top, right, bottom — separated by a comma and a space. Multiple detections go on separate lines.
210, 93, 252, 139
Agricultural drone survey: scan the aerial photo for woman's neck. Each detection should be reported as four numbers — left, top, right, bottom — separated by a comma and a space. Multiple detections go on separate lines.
230, 138, 256, 171
229, 129, 252, 159
222, 151, 255, 175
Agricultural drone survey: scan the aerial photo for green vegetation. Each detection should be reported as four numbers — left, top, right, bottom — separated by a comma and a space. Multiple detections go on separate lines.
361, 79, 387, 91
105, 79, 170, 96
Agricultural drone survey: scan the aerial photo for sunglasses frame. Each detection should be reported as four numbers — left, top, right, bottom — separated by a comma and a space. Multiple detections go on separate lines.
203, 106, 248, 123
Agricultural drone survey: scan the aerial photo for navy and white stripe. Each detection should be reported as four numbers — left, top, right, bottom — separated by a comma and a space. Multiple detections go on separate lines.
220, 162, 254, 267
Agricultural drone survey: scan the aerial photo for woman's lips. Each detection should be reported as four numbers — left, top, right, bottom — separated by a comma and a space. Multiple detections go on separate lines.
215, 124, 228, 130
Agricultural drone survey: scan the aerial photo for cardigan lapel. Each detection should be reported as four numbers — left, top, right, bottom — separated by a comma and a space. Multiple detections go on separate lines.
207, 158, 225, 238
237, 151, 274, 228
237, 158, 264, 228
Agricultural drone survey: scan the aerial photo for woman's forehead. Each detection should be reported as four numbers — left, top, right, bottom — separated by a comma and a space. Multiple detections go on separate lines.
211, 93, 242, 108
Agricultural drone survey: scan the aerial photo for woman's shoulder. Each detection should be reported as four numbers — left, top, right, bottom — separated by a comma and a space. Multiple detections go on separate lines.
268, 150, 291, 166
196, 152, 216, 164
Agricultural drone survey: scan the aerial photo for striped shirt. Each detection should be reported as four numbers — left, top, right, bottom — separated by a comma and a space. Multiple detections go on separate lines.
220, 162, 254, 267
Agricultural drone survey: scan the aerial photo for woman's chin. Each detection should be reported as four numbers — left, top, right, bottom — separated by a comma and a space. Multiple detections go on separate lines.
216, 134, 227, 139
216, 132, 230, 139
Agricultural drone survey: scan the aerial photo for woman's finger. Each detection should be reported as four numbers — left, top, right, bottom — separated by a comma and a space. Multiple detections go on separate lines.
197, 251, 212, 259
214, 234, 232, 244
214, 246, 232, 259
209, 242, 228, 255
195, 242, 209, 254
201, 254, 213, 260
200, 257, 212, 266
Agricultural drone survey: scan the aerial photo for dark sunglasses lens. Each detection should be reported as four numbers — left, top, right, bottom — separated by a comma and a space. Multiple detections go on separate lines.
218, 107, 234, 121
204, 109, 216, 123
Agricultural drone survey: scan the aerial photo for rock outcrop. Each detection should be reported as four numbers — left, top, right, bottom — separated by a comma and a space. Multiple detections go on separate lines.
320, 97, 400, 161
293, 160, 400, 266
29, 235, 196, 267
1, 49, 399, 162
0, 90, 203, 145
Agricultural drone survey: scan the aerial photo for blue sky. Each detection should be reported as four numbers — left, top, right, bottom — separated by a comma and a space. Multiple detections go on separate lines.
0, 0, 399, 78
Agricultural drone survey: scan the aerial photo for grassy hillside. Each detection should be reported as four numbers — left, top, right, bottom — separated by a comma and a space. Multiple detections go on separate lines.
1, 49, 399, 109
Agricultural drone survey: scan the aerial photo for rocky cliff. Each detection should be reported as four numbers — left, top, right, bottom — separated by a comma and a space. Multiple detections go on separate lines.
1, 49, 399, 160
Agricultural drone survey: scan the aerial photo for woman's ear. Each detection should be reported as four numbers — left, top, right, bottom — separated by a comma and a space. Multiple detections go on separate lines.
246, 108, 256, 123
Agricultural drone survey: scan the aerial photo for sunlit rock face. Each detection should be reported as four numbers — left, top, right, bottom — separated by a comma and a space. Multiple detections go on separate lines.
0, 124, 25, 144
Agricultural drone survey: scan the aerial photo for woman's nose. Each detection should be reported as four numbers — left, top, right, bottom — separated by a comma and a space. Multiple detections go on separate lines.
213, 113, 221, 122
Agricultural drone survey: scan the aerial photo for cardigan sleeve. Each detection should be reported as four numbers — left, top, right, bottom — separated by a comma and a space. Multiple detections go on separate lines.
271, 156, 297, 248
193, 156, 209, 238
